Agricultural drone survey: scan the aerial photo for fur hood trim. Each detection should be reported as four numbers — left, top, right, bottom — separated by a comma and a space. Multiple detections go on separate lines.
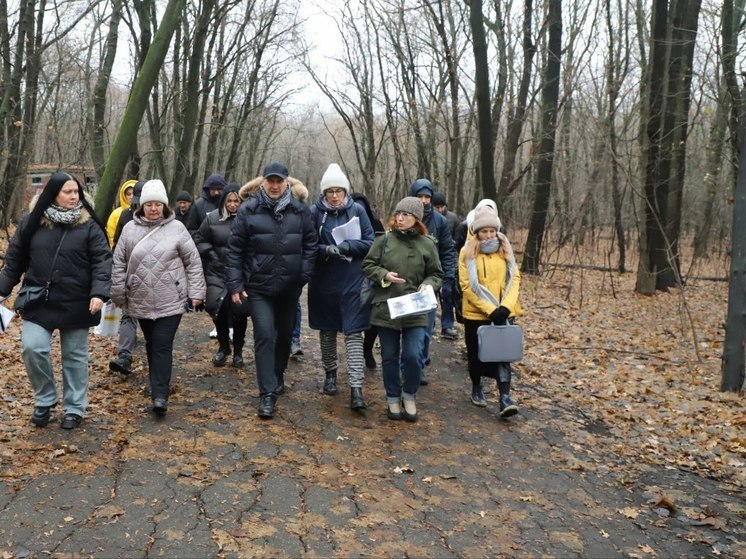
239, 176, 309, 203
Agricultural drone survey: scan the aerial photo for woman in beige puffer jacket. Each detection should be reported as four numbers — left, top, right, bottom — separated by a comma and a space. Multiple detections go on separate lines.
111, 180, 205, 416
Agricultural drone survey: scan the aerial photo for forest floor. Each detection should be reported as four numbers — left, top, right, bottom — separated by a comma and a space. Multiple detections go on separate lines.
0, 232, 744, 557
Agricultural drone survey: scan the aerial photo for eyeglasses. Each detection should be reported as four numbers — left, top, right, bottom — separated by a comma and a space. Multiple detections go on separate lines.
325, 188, 346, 196
394, 211, 413, 218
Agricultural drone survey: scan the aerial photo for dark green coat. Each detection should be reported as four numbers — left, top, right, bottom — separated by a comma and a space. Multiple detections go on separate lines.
362, 228, 443, 330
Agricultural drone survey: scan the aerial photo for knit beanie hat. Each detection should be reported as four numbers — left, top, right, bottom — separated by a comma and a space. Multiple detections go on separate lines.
319, 163, 350, 194
409, 178, 434, 198
176, 190, 193, 202
466, 199, 499, 228
471, 205, 501, 233
394, 196, 424, 221
139, 179, 169, 205
432, 191, 447, 207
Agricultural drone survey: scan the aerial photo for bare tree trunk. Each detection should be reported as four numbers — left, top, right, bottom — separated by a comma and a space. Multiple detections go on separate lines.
721, 88, 746, 392
522, 0, 562, 275
497, 0, 535, 199
169, 0, 216, 199
90, 0, 123, 181
468, 0, 496, 201
94, 0, 187, 221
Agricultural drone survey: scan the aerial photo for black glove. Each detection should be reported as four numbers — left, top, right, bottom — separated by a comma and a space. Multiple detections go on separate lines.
489, 306, 510, 325
337, 241, 351, 255
326, 245, 342, 259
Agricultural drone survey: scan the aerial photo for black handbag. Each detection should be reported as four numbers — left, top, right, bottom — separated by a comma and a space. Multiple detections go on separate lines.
14, 230, 68, 314
360, 232, 388, 306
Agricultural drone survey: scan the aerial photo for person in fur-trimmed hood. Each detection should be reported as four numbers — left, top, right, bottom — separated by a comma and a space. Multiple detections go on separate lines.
0, 171, 112, 430
238, 174, 309, 203
226, 162, 317, 420
238, 171, 310, 358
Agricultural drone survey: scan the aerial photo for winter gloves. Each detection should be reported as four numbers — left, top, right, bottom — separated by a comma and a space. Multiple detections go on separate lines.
326, 242, 351, 260
489, 306, 511, 325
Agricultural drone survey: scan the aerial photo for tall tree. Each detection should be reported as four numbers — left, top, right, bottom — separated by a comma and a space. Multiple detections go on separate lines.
721, 89, 746, 392
468, 0, 496, 201
94, 0, 187, 221
522, 0, 562, 275
635, 0, 702, 293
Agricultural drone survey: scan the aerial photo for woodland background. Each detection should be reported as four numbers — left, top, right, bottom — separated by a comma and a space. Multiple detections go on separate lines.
0, 0, 744, 389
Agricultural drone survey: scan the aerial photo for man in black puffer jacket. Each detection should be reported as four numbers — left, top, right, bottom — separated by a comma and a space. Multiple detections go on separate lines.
225, 162, 317, 419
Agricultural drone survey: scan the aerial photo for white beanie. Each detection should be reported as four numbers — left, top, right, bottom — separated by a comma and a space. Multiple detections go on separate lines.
319, 163, 350, 194
467, 199, 499, 228
139, 180, 169, 205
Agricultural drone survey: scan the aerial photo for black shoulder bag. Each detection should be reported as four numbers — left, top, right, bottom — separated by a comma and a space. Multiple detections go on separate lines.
14, 230, 69, 314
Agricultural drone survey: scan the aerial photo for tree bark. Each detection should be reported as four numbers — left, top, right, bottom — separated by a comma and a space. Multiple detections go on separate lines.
94, 0, 187, 221
468, 0, 496, 201
521, 0, 562, 275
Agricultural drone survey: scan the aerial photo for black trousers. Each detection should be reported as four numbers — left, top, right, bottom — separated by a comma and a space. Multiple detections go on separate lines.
215, 296, 248, 350
138, 314, 182, 400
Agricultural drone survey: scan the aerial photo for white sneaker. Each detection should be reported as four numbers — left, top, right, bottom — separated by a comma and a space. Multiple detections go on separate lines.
290, 338, 303, 356
209, 328, 218, 339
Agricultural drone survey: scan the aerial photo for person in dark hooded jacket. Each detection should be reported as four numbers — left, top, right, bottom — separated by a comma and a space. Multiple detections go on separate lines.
195, 184, 247, 368
408, 178, 456, 383
225, 162, 317, 420
0, 171, 111, 430
308, 164, 375, 410
185, 173, 227, 233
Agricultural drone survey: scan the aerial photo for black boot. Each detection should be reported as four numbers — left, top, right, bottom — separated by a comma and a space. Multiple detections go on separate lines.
257, 394, 277, 419
498, 381, 518, 418
109, 353, 133, 375
350, 387, 366, 410
323, 370, 337, 395
232, 345, 244, 367
212, 343, 231, 367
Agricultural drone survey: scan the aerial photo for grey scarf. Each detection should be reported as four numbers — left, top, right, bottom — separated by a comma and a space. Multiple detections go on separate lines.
44, 202, 83, 225
258, 185, 293, 220
466, 243, 515, 307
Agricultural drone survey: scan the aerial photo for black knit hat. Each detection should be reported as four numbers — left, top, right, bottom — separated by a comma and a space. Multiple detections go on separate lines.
432, 192, 447, 206
176, 190, 193, 203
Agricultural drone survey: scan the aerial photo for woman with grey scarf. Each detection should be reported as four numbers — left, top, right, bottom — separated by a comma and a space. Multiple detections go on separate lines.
0, 171, 111, 430
458, 205, 522, 418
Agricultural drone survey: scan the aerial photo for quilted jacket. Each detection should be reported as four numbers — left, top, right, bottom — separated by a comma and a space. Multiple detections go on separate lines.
111, 213, 206, 320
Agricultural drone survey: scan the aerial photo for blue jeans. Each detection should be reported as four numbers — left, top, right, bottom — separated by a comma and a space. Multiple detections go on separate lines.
292, 299, 302, 340
440, 284, 455, 331
22, 321, 89, 416
248, 288, 300, 395
138, 314, 182, 401
420, 309, 436, 369
379, 326, 426, 403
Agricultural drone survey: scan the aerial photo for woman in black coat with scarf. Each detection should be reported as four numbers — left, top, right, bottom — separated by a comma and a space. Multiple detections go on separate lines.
0, 172, 111, 430
195, 185, 247, 367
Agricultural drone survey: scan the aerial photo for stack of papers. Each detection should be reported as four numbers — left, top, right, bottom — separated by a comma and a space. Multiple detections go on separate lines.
387, 285, 438, 319
0, 305, 14, 333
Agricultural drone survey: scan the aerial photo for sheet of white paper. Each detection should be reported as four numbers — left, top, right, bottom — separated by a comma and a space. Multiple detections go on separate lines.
0, 304, 15, 333
387, 285, 438, 319
331, 216, 361, 244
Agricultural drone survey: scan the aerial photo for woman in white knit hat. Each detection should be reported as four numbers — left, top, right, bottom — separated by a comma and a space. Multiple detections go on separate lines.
308, 163, 376, 410
458, 205, 522, 417
111, 179, 206, 417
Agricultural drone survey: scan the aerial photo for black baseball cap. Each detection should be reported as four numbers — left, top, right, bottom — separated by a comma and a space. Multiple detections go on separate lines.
262, 162, 289, 179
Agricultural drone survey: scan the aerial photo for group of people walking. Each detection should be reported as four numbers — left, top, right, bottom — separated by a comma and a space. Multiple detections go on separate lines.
0, 162, 522, 429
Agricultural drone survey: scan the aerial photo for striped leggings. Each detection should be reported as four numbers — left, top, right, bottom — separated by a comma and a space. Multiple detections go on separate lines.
320, 330, 365, 388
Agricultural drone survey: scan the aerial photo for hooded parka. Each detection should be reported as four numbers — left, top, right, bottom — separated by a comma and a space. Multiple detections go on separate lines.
361, 228, 443, 330
111, 213, 206, 320
194, 186, 240, 319
0, 197, 112, 330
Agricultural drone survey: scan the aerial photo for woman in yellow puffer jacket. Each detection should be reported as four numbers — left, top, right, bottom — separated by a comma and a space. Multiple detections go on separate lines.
459, 205, 522, 418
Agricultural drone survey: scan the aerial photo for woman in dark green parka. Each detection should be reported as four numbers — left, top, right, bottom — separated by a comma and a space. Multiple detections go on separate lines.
362, 197, 443, 422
